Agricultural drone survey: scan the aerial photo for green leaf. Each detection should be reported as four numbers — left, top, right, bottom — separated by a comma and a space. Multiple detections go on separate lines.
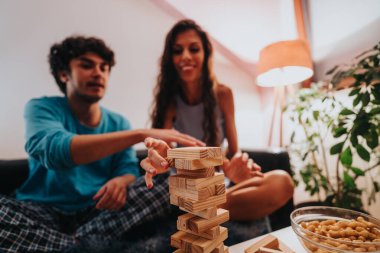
340, 147, 353, 167
349, 88, 361, 96
350, 132, 359, 146
374, 85, 380, 100
362, 92, 370, 106
333, 127, 347, 138
351, 167, 365, 176
356, 144, 370, 162
365, 129, 379, 149
330, 142, 344, 155
343, 171, 355, 189
353, 93, 362, 107
313, 111, 320, 120
369, 107, 380, 115
340, 108, 355, 115
353, 120, 370, 136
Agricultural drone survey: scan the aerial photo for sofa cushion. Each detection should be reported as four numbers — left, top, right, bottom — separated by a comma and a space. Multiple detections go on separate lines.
0, 159, 29, 195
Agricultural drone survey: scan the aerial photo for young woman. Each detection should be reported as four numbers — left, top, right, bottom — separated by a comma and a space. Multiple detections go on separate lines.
149, 19, 294, 221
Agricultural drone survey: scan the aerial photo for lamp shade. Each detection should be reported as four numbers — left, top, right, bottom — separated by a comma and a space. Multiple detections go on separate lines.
257, 40, 313, 87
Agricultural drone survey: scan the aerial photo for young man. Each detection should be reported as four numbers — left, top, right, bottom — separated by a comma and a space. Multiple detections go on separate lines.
0, 36, 203, 252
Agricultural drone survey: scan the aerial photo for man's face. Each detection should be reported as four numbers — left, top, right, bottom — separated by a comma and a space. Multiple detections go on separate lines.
61, 52, 110, 103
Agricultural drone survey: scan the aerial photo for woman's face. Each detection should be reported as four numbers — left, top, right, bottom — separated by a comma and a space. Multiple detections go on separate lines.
172, 29, 205, 85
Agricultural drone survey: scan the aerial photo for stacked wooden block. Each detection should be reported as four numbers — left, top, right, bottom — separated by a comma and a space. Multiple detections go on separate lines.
168, 147, 229, 253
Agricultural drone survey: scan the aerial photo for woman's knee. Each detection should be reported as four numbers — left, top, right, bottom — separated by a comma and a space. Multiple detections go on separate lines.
266, 170, 294, 203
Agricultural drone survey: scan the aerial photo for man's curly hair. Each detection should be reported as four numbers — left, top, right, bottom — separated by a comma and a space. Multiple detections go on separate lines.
48, 36, 115, 94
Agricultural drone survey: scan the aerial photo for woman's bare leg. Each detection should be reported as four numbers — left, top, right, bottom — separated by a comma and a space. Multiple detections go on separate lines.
221, 170, 294, 221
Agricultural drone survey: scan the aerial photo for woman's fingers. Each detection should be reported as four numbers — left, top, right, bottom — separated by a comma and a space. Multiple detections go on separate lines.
144, 137, 171, 157
145, 172, 153, 189
142, 137, 173, 189
247, 158, 253, 169
145, 137, 168, 150
240, 152, 249, 167
168, 129, 205, 147
148, 148, 169, 172
176, 133, 205, 147
144, 137, 155, 147
171, 137, 202, 147
140, 158, 157, 175
233, 151, 242, 159
140, 149, 169, 175
242, 152, 249, 162
147, 129, 205, 147
253, 162, 262, 171
250, 170, 264, 177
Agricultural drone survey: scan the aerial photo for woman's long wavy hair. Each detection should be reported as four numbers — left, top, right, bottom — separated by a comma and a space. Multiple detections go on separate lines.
150, 19, 220, 146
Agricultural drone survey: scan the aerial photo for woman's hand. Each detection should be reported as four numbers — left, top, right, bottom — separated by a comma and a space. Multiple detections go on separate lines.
93, 174, 135, 211
140, 137, 171, 189
222, 151, 263, 184
144, 129, 205, 147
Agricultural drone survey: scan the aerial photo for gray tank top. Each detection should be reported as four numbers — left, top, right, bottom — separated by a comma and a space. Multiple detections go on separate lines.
173, 95, 225, 145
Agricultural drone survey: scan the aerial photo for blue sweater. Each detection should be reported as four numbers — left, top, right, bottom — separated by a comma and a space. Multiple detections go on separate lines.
16, 96, 140, 213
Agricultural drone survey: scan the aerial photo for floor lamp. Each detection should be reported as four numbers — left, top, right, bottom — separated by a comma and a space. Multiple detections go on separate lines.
256, 40, 313, 147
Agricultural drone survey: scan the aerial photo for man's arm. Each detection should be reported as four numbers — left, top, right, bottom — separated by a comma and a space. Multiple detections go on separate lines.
70, 128, 204, 165
25, 98, 204, 170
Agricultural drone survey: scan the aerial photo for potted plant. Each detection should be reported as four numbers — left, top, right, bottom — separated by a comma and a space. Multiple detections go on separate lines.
285, 42, 380, 212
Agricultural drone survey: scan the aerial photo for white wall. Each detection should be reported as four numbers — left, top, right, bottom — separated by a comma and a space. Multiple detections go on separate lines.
308, 0, 380, 80
0, 0, 262, 158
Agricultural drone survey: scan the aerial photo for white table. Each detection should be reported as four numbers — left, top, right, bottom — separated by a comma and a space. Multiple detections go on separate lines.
228, 226, 306, 253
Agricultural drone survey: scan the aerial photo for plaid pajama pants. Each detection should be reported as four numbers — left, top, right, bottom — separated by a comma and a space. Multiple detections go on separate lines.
0, 174, 171, 253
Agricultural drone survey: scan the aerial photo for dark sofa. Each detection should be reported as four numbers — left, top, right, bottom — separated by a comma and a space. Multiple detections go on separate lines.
0, 149, 294, 252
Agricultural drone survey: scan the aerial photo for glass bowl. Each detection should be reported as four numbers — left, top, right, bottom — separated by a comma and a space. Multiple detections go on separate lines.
290, 206, 380, 253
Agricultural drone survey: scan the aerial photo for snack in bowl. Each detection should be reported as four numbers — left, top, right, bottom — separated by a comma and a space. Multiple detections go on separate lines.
290, 206, 380, 253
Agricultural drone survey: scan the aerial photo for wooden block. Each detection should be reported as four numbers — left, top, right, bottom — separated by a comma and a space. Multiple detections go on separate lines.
169, 173, 224, 191
211, 243, 224, 253
177, 219, 221, 240
258, 247, 283, 253
171, 226, 228, 253
168, 147, 221, 160
175, 158, 223, 170
215, 184, 225, 195
244, 235, 279, 253
177, 209, 229, 234
177, 167, 215, 178
167, 158, 175, 167
180, 207, 217, 219
170, 193, 226, 213
170, 183, 225, 201
212, 244, 228, 253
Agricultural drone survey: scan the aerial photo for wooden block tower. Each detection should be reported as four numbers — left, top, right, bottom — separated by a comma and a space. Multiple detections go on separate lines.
167, 147, 229, 253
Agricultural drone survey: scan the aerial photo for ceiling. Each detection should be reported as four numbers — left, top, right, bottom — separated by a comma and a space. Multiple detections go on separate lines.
153, 0, 380, 80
